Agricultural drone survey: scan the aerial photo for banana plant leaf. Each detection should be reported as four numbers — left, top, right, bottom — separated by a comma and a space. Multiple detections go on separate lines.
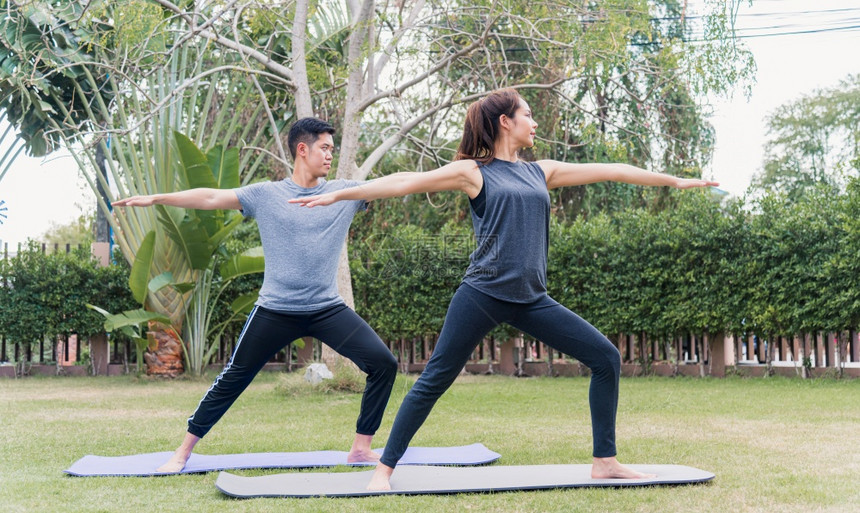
155, 205, 213, 270
220, 246, 265, 281
86, 305, 171, 332
230, 292, 259, 315
148, 271, 195, 295
129, 231, 156, 304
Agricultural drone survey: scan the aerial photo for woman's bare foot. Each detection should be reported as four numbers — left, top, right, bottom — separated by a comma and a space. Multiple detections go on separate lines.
367, 463, 394, 491
156, 450, 191, 473
591, 456, 656, 479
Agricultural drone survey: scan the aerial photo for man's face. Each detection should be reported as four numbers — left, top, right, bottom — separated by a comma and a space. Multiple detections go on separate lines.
299, 132, 335, 177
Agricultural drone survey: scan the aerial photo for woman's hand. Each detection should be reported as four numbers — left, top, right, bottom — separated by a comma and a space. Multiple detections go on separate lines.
674, 178, 720, 189
289, 192, 339, 208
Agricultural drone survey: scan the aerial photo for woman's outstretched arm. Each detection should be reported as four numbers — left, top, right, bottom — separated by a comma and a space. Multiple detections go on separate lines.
538, 160, 719, 190
290, 160, 481, 207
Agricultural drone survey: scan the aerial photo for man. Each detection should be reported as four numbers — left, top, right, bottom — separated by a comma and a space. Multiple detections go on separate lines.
113, 117, 397, 472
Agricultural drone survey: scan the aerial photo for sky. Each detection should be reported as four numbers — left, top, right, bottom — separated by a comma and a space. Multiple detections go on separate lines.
705, 0, 860, 196
1, 0, 859, 248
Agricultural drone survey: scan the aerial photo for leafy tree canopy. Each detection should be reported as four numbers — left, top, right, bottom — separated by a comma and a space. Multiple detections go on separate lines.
754, 73, 860, 201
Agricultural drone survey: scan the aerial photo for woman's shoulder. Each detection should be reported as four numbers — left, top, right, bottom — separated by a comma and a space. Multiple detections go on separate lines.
441, 159, 482, 182
448, 159, 482, 172
532, 159, 556, 170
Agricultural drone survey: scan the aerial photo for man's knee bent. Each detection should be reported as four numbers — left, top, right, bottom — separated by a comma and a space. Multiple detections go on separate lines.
367, 350, 398, 379
381, 351, 398, 376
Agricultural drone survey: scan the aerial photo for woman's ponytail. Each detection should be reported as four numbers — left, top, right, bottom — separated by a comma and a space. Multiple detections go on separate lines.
455, 88, 521, 163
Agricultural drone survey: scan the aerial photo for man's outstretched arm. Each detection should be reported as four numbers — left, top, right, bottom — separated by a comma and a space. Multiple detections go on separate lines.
112, 188, 241, 210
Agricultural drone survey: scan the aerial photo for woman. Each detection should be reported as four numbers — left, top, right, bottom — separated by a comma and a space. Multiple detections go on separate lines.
291, 89, 718, 490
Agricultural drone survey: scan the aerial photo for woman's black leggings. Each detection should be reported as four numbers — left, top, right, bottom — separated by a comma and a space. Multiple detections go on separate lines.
187, 304, 398, 439
380, 284, 621, 468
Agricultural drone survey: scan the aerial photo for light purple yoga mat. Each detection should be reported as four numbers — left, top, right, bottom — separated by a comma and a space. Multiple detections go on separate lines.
64, 443, 501, 477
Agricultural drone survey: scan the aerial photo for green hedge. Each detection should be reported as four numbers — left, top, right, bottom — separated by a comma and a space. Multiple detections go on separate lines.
351, 182, 860, 345
4, 180, 859, 358
0, 244, 136, 352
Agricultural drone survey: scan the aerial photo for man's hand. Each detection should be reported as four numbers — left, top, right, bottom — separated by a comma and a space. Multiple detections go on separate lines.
112, 195, 157, 207
111, 189, 240, 210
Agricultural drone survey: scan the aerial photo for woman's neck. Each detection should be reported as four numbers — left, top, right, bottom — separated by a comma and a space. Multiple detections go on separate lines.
493, 150, 518, 162
494, 136, 521, 162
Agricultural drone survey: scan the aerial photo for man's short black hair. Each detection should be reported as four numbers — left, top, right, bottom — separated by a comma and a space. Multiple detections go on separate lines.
287, 117, 336, 160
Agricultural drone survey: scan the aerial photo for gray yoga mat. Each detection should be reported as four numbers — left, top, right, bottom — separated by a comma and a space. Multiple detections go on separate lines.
215, 463, 715, 498
64, 443, 500, 477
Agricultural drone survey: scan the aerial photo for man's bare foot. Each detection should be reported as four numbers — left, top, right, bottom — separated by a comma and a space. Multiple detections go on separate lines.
347, 448, 381, 463
367, 463, 394, 491
348, 433, 380, 463
156, 450, 190, 473
156, 433, 200, 473
591, 456, 656, 479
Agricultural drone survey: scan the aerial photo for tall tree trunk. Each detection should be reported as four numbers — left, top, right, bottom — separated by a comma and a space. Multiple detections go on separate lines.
337, 0, 374, 182
325, 0, 375, 368
320, 242, 362, 369
291, 0, 313, 119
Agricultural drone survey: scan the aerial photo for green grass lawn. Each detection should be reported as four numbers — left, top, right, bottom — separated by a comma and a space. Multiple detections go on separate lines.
1, 372, 858, 512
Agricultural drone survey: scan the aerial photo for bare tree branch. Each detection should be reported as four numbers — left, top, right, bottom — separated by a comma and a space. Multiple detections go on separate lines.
242, 145, 291, 169
250, 74, 290, 171
150, 0, 297, 86
171, 0, 241, 51
54, 65, 290, 139
357, 14, 497, 112
358, 79, 570, 177
370, 0, 426, 91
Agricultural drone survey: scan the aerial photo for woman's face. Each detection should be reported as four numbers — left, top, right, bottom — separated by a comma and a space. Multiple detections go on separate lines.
511, 98, 538, 148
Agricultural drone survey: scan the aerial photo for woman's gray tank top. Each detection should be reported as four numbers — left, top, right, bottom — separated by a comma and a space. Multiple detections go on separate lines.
462, 158, 550, 303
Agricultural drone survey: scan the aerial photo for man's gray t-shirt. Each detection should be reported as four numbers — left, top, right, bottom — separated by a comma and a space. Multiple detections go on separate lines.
234, 179, 366, 312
